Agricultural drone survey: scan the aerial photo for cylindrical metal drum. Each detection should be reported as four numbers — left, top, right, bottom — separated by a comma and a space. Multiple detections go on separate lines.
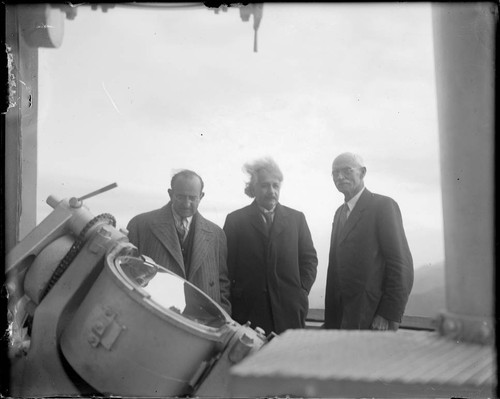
60, 250, 236, 396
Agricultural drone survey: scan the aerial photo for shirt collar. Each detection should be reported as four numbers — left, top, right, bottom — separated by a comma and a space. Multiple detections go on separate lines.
258, 204, 277, 215
346, 187, 365, 212
171, 205, 193, 228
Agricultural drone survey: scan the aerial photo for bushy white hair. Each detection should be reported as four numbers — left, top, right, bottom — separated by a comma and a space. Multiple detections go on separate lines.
243, 157, 283, 198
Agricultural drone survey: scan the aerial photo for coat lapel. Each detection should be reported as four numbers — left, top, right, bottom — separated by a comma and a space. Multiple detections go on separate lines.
188, 213, 212, 280
332, 206, 343, 244
270, 203, 288, 239
249, 201, 269, 237
150, 203, 185, 274
338, 189, 371, 244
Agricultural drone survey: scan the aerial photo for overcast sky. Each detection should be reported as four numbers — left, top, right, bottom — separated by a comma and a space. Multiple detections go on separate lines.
37, 3, 443, 308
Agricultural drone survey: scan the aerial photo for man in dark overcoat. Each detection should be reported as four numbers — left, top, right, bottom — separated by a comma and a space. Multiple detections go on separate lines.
325, 152, 413, 330
223, 157, 318, 335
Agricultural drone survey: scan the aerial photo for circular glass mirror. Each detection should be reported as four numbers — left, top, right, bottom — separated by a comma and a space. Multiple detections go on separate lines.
115, 255, 228, 329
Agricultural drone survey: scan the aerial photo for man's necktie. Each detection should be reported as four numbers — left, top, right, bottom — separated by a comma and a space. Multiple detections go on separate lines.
178, 217, 188, 242
338, 203, 349, 231
263, 212, 273, 233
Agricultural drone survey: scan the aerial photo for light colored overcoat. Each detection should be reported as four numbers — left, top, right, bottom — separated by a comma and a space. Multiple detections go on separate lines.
127, 203, 231, 314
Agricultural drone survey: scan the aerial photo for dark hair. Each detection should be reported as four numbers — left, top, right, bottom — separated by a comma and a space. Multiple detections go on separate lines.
171, 169, 204, 193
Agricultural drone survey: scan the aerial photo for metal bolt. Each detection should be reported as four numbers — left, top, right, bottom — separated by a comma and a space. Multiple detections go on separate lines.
98, 226, 112, 237
228, 335, 253, 363
88, 334, 99, 346
69, 197, 82, 208
240, 333, 254, 345
254, 327, 265, 335
478, 323, 491, 342
443, 318, 457, 333
94, 321, 105, 334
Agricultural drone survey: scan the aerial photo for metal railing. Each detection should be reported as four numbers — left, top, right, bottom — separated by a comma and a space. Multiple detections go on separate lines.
306, 308, 436, 331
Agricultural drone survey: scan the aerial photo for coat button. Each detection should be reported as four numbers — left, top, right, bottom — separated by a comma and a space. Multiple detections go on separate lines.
209, 281, 215, 287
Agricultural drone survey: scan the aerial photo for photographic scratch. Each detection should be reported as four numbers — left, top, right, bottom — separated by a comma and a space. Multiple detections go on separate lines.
101, 82, 121, 114
6, 44, 17, 112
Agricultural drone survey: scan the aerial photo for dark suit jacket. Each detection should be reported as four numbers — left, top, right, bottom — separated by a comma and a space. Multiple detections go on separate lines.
224, 201, 318, 334
325, 189, 413, 329
126, 203, 231, 314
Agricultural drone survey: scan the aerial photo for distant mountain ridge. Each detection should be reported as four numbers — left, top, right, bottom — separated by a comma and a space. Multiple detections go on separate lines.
405, 261, 446, 318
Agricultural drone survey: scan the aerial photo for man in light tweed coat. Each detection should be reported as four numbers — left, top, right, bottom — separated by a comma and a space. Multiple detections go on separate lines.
127, 170, 231, 314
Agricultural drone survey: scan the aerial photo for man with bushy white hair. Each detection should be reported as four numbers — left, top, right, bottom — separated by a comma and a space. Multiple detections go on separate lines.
224, 157, 318, 335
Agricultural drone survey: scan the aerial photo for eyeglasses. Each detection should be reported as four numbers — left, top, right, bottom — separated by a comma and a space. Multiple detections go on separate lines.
173, 194, 200, 202
331, 167, 361, 178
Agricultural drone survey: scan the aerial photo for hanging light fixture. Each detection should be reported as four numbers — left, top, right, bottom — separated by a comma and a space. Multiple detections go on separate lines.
211, 3, 264, 53
239, 3, 264, 52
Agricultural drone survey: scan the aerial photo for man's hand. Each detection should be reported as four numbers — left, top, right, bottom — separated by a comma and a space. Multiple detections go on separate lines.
371, 314, 399, 331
